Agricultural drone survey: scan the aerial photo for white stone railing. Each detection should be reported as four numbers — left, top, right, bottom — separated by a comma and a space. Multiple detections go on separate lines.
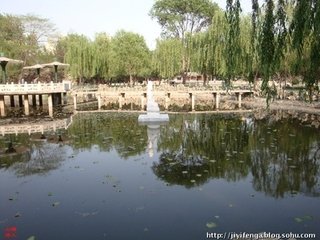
0, 117, 73, 136
0, 81, 71, 94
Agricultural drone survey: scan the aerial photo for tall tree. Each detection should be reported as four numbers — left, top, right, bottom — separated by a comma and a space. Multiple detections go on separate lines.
150, 0, 220, 83
248, 0, 260, 88
152, 38, 183, 79
225, 0, 242, 88
260, 0, 276, 104
291, 0, 320, 102
91, 33, 111, 82
20, 14, 57, 64
110, 30, 150, 85
64, 34, 93, 83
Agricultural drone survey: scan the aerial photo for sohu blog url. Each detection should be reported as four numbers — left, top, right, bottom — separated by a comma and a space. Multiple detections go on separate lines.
206, 231, 316, 239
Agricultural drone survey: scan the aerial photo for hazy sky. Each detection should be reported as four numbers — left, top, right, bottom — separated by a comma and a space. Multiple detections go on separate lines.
2, 0, 253, 49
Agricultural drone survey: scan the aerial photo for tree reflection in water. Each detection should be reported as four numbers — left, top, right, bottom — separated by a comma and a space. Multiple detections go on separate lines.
0, 133, 67, 177
153, 113, 320, 198
1, 112, 319, 198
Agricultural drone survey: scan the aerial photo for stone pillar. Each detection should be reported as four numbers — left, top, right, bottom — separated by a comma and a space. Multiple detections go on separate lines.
32, 95, 37, 107
97, 94, 101, 110
24, 95, 29, 116
165, 93, 171, 110
39, 95, 43, 106
214, 92, 220, 110
48, 94, 53, 117
0, 95, 6, 117
61, 93, 65, 105
119, 93, 125, 110
189, 93, 195, 111
73, 94, 77, 111
10, 95, 15, 107
237, 93, 242, 109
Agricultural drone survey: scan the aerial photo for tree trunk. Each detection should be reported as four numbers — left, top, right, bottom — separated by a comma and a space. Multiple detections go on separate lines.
203, 74, 207, 86
129, 74, 133, 86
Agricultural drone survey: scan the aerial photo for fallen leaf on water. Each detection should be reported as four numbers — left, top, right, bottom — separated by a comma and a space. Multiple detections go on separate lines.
52, 202, 60, 207
206, 222, 217, 228
14, 212, 21, 218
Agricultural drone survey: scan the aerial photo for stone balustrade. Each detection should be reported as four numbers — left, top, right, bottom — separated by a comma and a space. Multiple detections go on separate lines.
0, 117, 73, 136
0, 81, 69, 95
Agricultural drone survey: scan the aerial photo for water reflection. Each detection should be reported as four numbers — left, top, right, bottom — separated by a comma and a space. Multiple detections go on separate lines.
0, 117, 73, 175
1, 112, 319, 198
153, 114, 320, 197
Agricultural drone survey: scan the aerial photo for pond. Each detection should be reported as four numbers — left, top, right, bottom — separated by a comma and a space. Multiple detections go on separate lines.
0, 112, 319, 240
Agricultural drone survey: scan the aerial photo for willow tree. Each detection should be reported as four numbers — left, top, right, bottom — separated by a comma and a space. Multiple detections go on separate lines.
110, 30, 150, 85
225, 0, 242, 88
150, 0, 220, 83
91, 32, 111, 82
291, 0, 320, 102
188, 9, 227, 84
260, 0, 276, 104
247, 0, 261, 89
64, 34, 93, 83
152, 38, 183, 79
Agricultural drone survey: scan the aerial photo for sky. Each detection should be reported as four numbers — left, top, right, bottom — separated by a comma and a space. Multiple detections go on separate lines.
1, 0, 253, 50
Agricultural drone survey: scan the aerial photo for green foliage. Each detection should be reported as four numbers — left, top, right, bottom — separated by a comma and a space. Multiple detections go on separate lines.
150, 0, 220, 83
225, 0, 242, 87
91, 33, 111, 81
150, 0, 219, 38
260, 0, 276, 104
110, 30, 151, 84
64, 34, 93, 82
152, 38, 183, 79
291, 0, 320, 102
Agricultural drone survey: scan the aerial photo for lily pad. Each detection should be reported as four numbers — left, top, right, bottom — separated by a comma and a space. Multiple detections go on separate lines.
294, 217, 303, 223
182, 171, 188, 174
48, 192, 53, 196
190, 179, 196, 183
206, 222, 217, 228
52, 202, 60, 207
196, 174, 202, 177
294, 215, 313, 223
27, 236, 36, 240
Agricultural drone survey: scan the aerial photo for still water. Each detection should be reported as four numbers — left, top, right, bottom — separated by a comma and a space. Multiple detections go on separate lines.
0, 112, 319, 240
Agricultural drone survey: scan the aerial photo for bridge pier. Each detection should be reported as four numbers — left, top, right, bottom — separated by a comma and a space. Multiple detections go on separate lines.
48, 94, 53, 117
24, 95, 29, 116
0, 95, 6, 117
